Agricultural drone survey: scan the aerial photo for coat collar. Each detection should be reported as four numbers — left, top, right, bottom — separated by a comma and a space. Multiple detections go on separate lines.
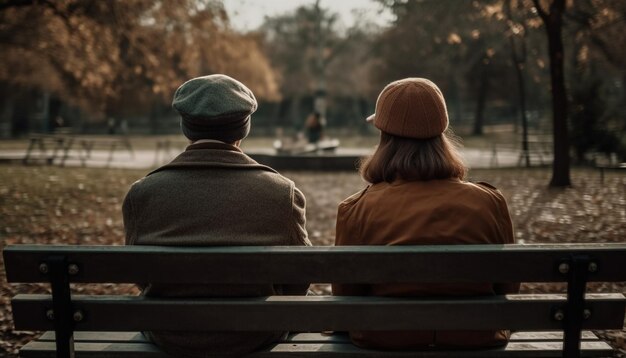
147, 141, 278, 176
186, 141, 242, 152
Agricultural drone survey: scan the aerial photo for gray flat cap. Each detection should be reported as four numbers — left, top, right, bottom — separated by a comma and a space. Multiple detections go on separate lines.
172, 74, 257, 142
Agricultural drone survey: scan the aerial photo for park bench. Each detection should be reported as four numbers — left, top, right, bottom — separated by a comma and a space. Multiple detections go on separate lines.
23, 134, 134, 167
22, 133, 75, 166
75, 136, 134, 167
490, 140, 553, 168
595, 163, 626, 183
153, 139, 188, 166
4, 243, 626, 358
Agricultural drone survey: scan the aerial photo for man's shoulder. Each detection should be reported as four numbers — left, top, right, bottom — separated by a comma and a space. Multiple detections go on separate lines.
253, 168, 294, 188
145, 163, 296, 196
126, 176, 147, 191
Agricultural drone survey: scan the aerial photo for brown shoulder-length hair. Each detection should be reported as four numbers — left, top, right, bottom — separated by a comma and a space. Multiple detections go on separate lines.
359, 130, 467, 184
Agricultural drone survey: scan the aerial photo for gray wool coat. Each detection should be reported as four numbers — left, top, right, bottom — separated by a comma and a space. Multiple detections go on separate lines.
122, 141, 311, 357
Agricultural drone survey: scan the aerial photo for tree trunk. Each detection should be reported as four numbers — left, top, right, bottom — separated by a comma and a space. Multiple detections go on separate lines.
534, 0, 571, 187
506, 0, 530, 167
516, 63, 531, 168
546, 4, 571, 187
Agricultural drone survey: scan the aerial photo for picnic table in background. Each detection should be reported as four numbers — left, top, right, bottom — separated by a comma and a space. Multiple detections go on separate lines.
596, 162, 626, 183
23, 132, 134, 167
490, 139, 553, 168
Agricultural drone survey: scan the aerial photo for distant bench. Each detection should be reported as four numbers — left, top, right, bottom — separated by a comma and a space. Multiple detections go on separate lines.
596, 163, 626, 183
23, 134, 133, 166
153, 139, 188, 166
4, 244, 626, 358
490, 141, 553, 168
22, 134, 74, 166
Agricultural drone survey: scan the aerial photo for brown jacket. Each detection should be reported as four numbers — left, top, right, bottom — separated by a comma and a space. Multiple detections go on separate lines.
123, 141, 311, 357
332, 178, 517, 350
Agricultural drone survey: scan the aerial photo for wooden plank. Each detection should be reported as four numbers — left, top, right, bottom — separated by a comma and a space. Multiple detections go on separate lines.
12, 294, 625, 332
286, 333, 350, 343
284, 332, 603, 343
253, 341, 614, 357
282, 332, 604, 344
5, 244, 626, 284
20, 341, 168, 358
38, 331, 349, 344
38, 331, 148, 343
31, 331, 604, 344
509, 331, 599, 341
20, 340, 614, 358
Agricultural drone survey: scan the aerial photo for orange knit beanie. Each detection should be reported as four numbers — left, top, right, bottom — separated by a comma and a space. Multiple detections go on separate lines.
367, 78, 449, 139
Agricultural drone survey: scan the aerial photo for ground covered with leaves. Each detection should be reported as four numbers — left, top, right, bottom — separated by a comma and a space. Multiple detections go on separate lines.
1, 165, 625, 356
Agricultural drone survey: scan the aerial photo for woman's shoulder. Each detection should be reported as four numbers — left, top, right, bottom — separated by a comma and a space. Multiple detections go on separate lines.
459, 180, 508, 206
464, 180, 503, 193
460, 180, 497, 191
338, 186, 370, 209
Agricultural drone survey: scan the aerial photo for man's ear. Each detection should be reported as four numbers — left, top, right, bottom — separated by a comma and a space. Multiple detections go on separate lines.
233, 140, 242, 147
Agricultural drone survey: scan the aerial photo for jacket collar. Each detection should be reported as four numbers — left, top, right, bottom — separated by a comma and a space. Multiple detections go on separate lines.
147, 141, 277, 176
186, 141, 243, 152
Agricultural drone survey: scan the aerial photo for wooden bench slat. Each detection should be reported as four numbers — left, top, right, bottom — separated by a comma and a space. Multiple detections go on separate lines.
36, 331, 602, 344
20, 341, 168, 358
38, 332, 347, 344
284, 332, 604, 343
7, 244, 624, 357
20, 340, 614, 358
508, 331, 599, 341
38, 331, 148, 343
258, 341, 614, 357
12, 294, 625, 331
5, 244, 626, 284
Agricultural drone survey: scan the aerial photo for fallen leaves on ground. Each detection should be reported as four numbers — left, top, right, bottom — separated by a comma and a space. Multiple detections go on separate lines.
0, 165, 624, 356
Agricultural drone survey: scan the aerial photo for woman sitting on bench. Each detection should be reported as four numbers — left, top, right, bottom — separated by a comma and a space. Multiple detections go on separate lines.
332, 78, 519, 350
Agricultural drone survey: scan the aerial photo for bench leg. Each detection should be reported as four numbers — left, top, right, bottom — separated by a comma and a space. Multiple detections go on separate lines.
599, 168, 604, 184
79, 141, 93, 167
36, 139, 54, 165
562, 255, 590, 358
123, 138, 135, 159
60, 138, 74, 167
107, 142, 117, 167
47, 256, 76, 358
49, 137, 67, 166
490, 145, 498, 168
22, 138, 38, 165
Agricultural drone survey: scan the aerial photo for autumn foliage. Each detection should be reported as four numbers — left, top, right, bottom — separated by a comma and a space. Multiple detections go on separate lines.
0, 0, 279, 116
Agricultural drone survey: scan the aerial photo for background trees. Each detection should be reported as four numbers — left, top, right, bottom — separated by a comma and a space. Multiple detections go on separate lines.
258, 2, 377, 131
565, 0, 626, 163
0, 0, 624, 185
0, 0, 278, 132
374, 0, 624, 187
372, 0, 532, 136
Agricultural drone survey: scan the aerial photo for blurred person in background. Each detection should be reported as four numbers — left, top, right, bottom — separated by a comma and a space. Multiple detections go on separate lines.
332, 78, 518, 350
304, 111, 324, 144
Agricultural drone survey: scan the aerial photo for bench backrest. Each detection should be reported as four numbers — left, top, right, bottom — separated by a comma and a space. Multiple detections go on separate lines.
4, 243, 626, 358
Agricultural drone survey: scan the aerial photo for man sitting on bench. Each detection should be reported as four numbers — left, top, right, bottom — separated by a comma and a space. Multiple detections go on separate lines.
122, 74, 311, 357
